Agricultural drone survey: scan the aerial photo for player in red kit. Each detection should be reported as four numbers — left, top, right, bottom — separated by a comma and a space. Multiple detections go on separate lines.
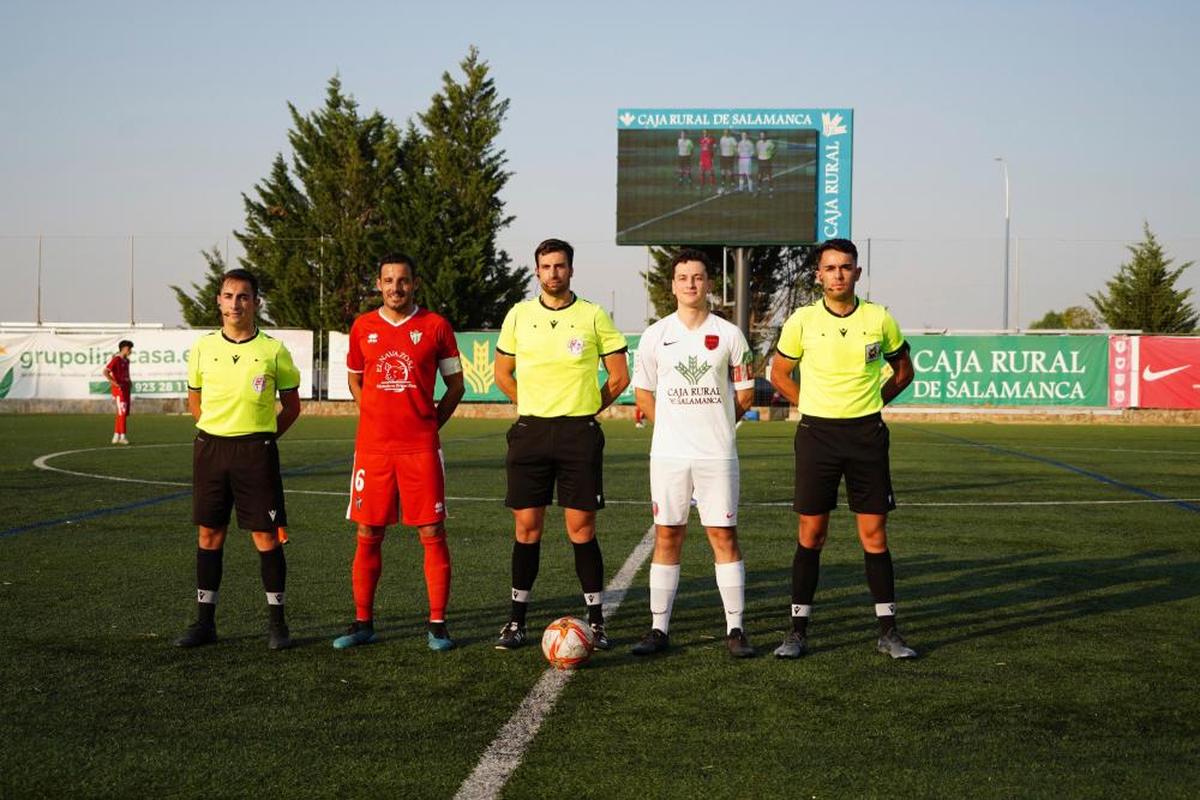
698, 130, 716, 190
333, 254, 466, 652
103, 339, 133, 445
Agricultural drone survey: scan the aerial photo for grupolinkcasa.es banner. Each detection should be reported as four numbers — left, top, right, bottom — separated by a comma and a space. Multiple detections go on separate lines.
326, 331, 641, 404
894, 335, 1109, 407
0, 330, 315, 400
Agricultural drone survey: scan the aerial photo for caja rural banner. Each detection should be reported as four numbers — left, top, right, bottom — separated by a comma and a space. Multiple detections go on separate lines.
1108, 335, 1200, 409
327, 331, 641, 404
0, 329, 314, 400
894, 335, 1109, 407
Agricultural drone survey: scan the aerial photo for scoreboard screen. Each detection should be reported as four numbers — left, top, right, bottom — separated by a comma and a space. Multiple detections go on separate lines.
615, 108, 852, 246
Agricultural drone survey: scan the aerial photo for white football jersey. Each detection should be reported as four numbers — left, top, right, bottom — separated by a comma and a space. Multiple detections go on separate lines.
633, 312, 755, 459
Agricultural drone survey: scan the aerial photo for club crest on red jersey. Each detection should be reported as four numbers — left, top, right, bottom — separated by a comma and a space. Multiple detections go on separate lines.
410, 330, 423, 345
375, 350, 417, 393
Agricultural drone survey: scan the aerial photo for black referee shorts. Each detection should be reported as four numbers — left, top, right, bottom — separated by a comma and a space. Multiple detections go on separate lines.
505, 415, 605, 511
793, 413, 896, 516
193, 432, 288, 531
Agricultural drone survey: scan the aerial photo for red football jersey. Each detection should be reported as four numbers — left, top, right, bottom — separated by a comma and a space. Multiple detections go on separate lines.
348, 307, 460, 454
699, 136, 715, 155
106, 355, 131, 387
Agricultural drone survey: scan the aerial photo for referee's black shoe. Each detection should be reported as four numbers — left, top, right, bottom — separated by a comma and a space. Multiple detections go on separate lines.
876, 628, 917, 659
773, 630, 808, 659
495, 621, 527, 650
268, 622, 293, 651
174, 621, 217, 648
589, 623, 611, 651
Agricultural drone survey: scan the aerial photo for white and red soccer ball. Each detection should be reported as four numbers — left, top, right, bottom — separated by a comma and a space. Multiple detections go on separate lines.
541, 616, 595, 670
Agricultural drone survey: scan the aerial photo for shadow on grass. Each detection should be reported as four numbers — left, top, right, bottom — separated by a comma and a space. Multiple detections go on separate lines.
170, 549, 1198, 663
643, 548, 1200, 657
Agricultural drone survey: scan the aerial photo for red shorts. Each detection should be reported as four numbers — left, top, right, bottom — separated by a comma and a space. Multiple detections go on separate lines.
113, 386, 131, 416
346, 449, 446, 527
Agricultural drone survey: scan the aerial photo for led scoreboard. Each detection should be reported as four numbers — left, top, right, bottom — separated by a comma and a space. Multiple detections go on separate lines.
615, 108, 853, 246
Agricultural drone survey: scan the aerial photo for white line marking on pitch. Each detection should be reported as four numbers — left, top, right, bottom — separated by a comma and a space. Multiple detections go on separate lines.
616, 159, 815, 237
453, 525, 656, 800
31, 447, 1200, 508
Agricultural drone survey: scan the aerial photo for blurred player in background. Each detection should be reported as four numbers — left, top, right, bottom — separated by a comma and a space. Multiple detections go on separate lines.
736, 132, 755, 193
756, 132, 776, 195
697, 129, 716, 191
175, 269, 302, 650
675, 130, 695, 186
103, 339, 133, 444
493, 238, 630, 651
333, 254, 465, 652
769, 239, 917, 660
630, 249, 756, 658
718, 129, 738, 193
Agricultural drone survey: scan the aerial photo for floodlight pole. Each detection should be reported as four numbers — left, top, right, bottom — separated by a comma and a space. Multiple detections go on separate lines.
995, 157, 1011, 330
318, 236, 326, 401
36, 235, 43, 325
722, 247, 729, 306
129, 234, 136, 326
865, 237, 872, 300
734, 246, 750, 338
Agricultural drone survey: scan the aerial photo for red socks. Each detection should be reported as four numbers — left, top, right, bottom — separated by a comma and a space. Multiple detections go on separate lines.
421, 534, 451, 622
352, 532, 451, 622
351, 534, 383, 621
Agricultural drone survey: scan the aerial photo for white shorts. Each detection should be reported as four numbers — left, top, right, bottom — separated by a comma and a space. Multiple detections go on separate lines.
650, 457, 740, 527
738, 157, 752, 176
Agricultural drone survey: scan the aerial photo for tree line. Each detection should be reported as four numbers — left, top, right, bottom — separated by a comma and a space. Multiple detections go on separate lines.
1030, 224, 1195, 333
173, 47, 525, 332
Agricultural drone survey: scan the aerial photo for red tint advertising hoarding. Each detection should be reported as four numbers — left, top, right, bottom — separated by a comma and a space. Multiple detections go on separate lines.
1108, 335, 1134, 408
1137, 336, 1200, 409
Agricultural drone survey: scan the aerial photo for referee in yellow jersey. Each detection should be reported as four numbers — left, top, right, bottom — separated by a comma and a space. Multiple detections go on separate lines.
493, 238, 630, 651
769, 239, 918, 659
175, 269, 302, 650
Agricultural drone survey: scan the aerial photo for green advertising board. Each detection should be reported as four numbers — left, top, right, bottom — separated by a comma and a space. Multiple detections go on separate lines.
894, 335, 1109, 407
440, 332, 642, 404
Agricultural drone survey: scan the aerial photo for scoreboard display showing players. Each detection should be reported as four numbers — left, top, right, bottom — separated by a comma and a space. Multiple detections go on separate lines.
615, 108, 853, 247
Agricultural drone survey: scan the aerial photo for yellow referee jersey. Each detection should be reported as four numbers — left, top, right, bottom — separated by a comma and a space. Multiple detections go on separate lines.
187, 330, 301, 436
497, 295, 627, 417
776, 297, 906, 418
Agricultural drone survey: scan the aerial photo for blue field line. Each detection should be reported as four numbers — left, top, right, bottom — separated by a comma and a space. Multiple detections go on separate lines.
3, 453, 353, 540
0, 489, 193, 539
915, 428, 1200, 514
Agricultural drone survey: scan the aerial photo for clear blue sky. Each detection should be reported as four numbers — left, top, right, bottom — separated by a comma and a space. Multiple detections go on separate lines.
2, 0, 1198, 332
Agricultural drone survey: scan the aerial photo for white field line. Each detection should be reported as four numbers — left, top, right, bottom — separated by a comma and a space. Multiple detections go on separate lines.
31, 446, 1200, 508
453, 524, 656, 800
617, 159, 814, 237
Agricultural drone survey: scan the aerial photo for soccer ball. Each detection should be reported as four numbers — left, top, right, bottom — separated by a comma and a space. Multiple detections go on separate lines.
541, 616, 595, 670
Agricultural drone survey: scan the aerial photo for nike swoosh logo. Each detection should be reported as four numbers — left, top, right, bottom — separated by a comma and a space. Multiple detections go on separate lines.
1142, 365, 1190, 382
663, 341, 678, 346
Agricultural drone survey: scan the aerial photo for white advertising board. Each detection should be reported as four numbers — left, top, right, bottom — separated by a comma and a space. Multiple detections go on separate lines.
0, 329, 314, 400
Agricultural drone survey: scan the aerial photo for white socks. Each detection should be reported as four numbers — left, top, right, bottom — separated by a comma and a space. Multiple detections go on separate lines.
650, 560, 747, 634
714, 560, 746, 633
648, 562, 680, 634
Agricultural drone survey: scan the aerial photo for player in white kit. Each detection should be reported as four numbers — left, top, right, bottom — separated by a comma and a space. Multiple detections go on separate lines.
630, 248, 757, 658
736, 132, 755, 192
